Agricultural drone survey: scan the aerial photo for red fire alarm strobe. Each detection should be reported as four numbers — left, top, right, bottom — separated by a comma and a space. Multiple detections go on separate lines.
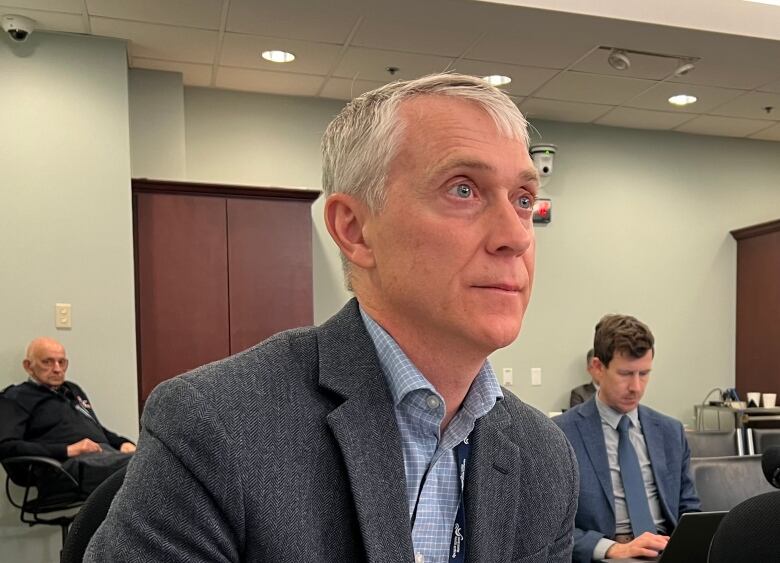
533, 198, 552, 224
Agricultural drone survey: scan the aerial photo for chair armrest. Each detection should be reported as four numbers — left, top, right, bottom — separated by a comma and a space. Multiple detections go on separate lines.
2, 455, 79, 488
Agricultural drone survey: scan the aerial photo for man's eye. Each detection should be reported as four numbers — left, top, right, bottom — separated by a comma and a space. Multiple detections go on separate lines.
449, 183, 473, 198
518, 195, 533, 209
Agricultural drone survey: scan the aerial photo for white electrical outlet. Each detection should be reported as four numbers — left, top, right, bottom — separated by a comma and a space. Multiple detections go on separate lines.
55, 303, 72, 329
502, 367, 513, 387
531, 367, 542, 386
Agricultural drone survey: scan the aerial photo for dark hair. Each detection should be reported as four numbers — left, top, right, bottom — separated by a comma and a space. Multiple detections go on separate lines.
586, 348, 594, 368
593, 314, 654, 367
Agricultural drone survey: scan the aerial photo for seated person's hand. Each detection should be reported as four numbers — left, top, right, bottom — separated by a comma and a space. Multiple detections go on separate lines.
119, 442, 136, 454
66, 438, 103, 457
606, 532, 670, 559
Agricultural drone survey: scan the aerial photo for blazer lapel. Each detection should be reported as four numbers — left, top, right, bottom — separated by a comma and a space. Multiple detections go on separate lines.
638, 407, 675, 525
319, 299, 414, 563
464, 401, 522, 562
577, 400, 616, 515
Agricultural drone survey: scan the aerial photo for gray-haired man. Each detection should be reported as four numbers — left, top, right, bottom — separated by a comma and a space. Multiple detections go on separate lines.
87, 74, 578, 563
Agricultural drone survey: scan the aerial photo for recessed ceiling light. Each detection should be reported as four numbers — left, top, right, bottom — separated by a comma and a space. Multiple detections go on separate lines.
261, 50, 295, 63
483, 75, 511, 86
744, 0, 780, 6
668, 94, 698, 106
607, 49, 631, 71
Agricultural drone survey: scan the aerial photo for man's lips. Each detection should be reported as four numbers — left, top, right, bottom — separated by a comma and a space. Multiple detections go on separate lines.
473, 283, 522, 292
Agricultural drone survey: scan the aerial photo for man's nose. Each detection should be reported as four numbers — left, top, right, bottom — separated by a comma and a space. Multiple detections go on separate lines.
486, 198, 534, 256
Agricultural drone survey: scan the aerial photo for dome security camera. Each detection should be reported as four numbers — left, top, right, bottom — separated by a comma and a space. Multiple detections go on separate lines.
529, 144, 557, 177
529, 144, 557, 189
2, 14, 35, 42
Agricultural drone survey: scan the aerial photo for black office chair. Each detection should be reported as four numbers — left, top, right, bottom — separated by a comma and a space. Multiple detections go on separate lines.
60, 464, 126, 563
690, 455, 776, 512
685, 430, 741, 457
708, 491, 780, 562
2, 455, 86, 547
751, 428, 780, 454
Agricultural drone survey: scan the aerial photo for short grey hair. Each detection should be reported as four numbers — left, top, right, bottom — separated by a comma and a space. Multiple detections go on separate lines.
322, 72, 529, 211
321, 73, 530, 288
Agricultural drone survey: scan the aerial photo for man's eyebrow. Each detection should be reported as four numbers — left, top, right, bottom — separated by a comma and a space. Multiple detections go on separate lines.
429, 158, 540, 184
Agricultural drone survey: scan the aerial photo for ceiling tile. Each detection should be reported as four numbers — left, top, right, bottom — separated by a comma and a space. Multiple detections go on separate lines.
86, 0, 222, 29
351, 0, 485, 57
675, 115, 774, 138
709, 91, 780, 120
467, 7, 611, 68
0, 6, 84, 32
534, 72, 655, 105
663, 33, 780, 90
91, 17, 219, 64
132, 57, 213, 87
0, 0, 82, 12
319, 77, 387, 101
450, 60, 559, 97
748, 123, 780, 141
220, 34, 342, 75
333, 47, 453, 82
595, 107, 694, 130
626, 82, 745, 113
572, 49, 679, 81
216, 67, 324, 97
226, 0, 361, 44
520, 98, 611, 123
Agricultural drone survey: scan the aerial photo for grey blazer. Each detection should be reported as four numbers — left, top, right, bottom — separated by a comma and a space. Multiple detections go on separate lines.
85, 299, 578, 562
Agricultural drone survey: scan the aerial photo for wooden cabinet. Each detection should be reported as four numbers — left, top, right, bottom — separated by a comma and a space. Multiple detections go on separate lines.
133, 180, 320, 410
731, 219, 780, 399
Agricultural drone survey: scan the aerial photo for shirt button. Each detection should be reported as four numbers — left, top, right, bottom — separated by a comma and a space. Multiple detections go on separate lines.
426, 395, 441, 410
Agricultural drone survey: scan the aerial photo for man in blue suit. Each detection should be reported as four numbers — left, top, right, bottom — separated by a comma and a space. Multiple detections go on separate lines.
555, 315, 700, 562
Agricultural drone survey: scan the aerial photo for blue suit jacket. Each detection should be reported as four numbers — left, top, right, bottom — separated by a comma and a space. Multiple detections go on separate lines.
554, 398, 700, 563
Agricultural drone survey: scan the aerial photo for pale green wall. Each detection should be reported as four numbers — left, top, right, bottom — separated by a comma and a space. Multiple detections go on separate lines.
0, 33, 137, 559
128, 69, 186, 180
493, 121, 780, 424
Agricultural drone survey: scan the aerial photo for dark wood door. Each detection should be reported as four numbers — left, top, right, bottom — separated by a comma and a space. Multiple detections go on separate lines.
133, 180, 320, 412
227, 197, 313, 354
732, 219, 780, 399
134, 192, 231, 405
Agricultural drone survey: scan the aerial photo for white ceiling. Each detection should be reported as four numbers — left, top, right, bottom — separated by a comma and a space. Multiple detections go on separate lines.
3, 0, 780, 142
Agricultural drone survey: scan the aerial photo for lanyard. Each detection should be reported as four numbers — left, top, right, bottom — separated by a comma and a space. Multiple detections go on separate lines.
410, 435, 471, 563
450, 436, 470, 562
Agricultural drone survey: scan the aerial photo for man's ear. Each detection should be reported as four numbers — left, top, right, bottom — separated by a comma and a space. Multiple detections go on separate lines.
324, 193, 375, 269
22, 359, 33, 376
591, 357, 606, 384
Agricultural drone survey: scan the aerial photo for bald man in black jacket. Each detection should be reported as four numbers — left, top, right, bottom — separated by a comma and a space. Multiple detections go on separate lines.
0, 337, 135, 495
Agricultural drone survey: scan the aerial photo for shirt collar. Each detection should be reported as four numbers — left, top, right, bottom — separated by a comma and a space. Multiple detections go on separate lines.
595, 391, 639, 430
359, 306, 503, 415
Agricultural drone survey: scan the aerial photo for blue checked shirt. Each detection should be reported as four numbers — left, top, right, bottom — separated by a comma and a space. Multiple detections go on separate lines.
361, 309, 503, 563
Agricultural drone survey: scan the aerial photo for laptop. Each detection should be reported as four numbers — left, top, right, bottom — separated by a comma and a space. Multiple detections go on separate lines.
604, 511, 727, 563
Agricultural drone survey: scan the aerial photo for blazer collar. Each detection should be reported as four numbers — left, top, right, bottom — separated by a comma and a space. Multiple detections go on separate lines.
318, 299, 415, 563
576, 399, 615, 514
464, 399, 526, 561
637, 406, 676, 524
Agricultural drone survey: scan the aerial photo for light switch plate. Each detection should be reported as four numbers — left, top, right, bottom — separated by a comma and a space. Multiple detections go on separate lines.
502, 367, 513, 387
55, 303, 72, 329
